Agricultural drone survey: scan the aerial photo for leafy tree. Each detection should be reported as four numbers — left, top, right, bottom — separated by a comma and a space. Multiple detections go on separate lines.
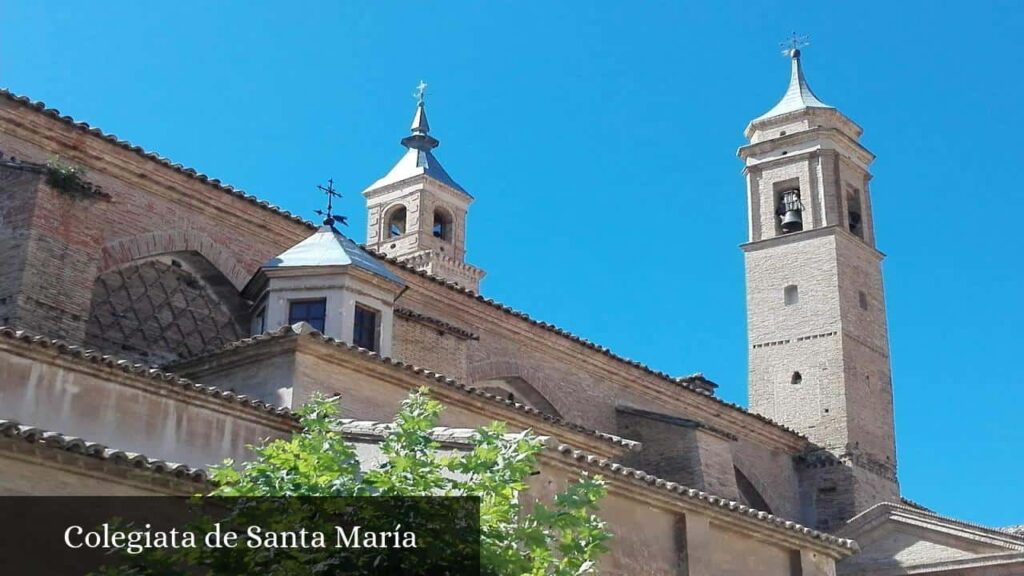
100, 388, 610, 576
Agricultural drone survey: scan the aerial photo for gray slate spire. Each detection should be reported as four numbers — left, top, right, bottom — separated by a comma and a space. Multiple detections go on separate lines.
364, 95, 467, 195
754, 48, 833, 122
400, 100, 439, 151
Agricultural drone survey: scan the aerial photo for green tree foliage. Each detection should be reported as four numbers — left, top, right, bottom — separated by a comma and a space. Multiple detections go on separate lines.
101, 388, 611, 576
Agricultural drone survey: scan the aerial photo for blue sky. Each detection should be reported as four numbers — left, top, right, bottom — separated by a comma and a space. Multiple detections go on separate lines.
3, 2, 1022, 526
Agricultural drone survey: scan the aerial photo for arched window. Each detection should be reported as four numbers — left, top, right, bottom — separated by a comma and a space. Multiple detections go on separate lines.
432, 208, 452, 241
791, 371, 803, 385
386, 206, 407, 238
784, 284, 799, 306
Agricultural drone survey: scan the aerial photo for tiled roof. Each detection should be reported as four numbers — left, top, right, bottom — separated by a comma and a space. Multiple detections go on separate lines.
0, 327, 296, 421
1, 87, 801, 442
899, 496, 933, 512
173, 323, 640, 452
394, 307, 479, 340
0, 419, 209, 483
1004, 525, 1024, 537
0, 412, 854, 552
324, 419, 856, 553
363, 248, 807, 441
555, 445, 857, 552
0, 89, 317, 231
846, 502, 1024, 546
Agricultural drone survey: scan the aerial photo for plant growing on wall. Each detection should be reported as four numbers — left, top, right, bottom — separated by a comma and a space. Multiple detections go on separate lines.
45, 156, 100, 198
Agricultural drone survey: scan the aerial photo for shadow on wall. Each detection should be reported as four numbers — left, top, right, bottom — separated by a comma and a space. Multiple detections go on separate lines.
475, 376, 562, 418
83, 251, 247, 364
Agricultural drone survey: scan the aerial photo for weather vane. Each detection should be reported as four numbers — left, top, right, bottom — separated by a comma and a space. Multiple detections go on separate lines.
780, 32, 810, 56
314, 178, 347, 227
413, 80, 428, 104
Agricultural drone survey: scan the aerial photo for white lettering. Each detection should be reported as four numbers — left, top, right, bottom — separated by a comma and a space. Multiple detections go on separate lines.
334, 525, 417, 549
64, 525, 83, 549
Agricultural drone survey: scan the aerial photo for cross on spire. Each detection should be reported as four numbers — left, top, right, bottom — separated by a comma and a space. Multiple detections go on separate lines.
780, 32, 810, 57
413, 80, 428, 104
314, 178, 347, 227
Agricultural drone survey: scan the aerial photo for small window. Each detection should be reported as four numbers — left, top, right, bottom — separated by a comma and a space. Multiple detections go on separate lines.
858, 290, 869, 310
432, 208, 452, 241
288, 299, 326, 332
791, 371, 803, 385
353, 304, 379, 352
387, 206, 407, 238
251, 306, 266, 335
784, 285, 799, 306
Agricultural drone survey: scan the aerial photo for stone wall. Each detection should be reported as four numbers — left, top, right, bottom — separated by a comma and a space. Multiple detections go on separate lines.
0, 344, 291, 469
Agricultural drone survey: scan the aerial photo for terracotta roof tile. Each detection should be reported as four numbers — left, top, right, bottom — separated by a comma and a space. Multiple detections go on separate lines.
0, 327, 296, 421
298, 417, 856, 553
394, 307, 479, 340
0, 419, 209, 483
0, 89, 317, 230
174, 324, 641, 452
1, 88, 800, 441
364, 248, 805, 440
554, 444, 858, 552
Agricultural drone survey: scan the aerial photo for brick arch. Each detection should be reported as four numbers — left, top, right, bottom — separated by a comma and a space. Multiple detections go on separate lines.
732, 457, 781, 516
468, 360, 561, 418
84, 251, 247, 364
99, 229, 251, 291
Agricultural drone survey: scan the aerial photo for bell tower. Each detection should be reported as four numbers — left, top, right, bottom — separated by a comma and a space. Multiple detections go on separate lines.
363, 83, 485, 292
738, 47, 899, 528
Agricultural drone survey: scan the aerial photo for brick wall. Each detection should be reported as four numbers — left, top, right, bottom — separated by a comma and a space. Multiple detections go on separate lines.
0, 164, 38, 328
391, 315, 469, 383
0, 98, 312, 346
616, 407, 741, 502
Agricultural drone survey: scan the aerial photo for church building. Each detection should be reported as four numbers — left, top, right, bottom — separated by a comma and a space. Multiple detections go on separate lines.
0, 48, 1020, 575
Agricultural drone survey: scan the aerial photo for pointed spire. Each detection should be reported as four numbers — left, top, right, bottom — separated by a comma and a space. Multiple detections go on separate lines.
754, 47, 833, 122
363, 82, 468, 195
401, 81, 439, 151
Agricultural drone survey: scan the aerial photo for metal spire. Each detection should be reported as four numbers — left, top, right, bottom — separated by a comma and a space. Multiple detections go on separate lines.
754, 34, 833, 122
314, 178, 347, 228
401, 80, 439, 151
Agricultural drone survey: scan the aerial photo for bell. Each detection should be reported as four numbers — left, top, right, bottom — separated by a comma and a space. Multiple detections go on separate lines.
781, 209, 803, 233
778, 189, 805, 234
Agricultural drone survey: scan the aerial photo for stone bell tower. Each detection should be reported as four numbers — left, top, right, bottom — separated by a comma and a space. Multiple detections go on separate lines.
363, 84, 485, 292
738, 47, 899, 528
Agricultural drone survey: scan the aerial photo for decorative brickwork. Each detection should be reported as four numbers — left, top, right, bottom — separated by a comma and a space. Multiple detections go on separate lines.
83, 254, 245, 363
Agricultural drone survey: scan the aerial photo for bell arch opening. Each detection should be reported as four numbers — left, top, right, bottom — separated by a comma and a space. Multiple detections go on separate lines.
432, 207, 453, 242
385, 205, 407, 238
